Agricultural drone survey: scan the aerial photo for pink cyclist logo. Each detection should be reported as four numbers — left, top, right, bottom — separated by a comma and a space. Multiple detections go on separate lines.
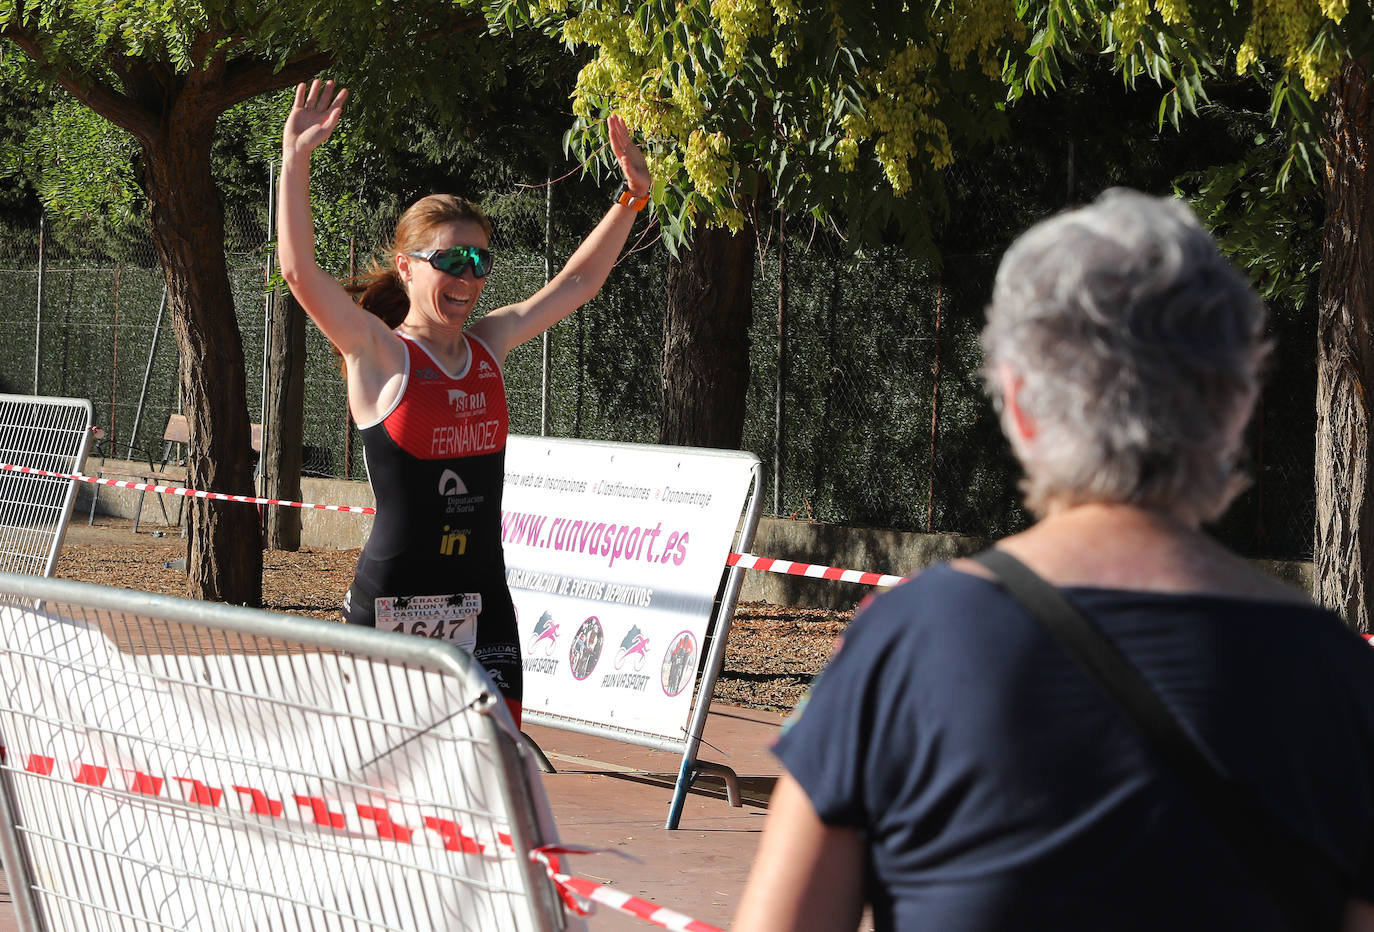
661, 631, 697, 697
527, 611, 559, 656
614, 625, 651, 671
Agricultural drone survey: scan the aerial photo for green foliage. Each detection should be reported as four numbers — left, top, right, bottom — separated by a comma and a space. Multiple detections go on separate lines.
0, 58, 49, 231
0, 0, 524, 201
1000, 0, 1358, 336
31, 100, 142, 223
1010, 0, 1374, 183
215, 92, 292, 201
0, 60, 153, 257
1176, 130, 1322, 308
0, 0, 491, 90
486, 0, 1028, 252
0, 0, 592, 276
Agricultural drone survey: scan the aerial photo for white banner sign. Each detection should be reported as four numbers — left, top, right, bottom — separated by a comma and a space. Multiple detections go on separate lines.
501, 437, 758, 740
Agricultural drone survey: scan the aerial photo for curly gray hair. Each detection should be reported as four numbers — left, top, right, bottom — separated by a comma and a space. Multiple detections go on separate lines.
980, 189, 1269, 523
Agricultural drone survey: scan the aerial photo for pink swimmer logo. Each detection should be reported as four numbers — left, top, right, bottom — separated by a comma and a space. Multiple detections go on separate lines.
528, 611, 560, 656
614, 625, 651, 671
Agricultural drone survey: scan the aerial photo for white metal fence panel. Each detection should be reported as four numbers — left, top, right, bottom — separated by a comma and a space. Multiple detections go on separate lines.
0, 394, 92, 577
0, 573, 572, 932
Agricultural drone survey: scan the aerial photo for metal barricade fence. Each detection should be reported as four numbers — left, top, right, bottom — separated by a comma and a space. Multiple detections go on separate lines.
0, 395, 91, 577
0, 571, 577, 932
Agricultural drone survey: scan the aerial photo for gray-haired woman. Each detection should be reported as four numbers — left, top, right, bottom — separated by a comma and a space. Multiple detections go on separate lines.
735, 189, 1374, 932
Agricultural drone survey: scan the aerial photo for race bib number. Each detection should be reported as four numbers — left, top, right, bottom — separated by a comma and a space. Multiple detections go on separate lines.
375, 594, 482, 653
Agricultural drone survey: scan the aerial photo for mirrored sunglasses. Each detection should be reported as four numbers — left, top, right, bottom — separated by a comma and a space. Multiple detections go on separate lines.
408, 245, 494, 278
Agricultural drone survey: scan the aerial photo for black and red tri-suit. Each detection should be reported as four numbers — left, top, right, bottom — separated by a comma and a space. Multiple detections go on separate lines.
342, 332, 522, 725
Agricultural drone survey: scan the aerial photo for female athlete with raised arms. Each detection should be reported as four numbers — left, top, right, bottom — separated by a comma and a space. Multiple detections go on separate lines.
278, 79, 651, 726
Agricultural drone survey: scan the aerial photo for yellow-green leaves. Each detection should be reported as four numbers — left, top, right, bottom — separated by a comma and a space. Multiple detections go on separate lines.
1054, 0, 1354, 104
848, 42, 952, 195
1237, 0, 1345, 98
683, 125, 730, 198
522, 0, 1025, 244
940, 0, 1025, 75
713, 0, 769, 69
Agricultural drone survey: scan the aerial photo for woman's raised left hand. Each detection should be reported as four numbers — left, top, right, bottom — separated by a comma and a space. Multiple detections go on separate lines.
608, 114, 651, 197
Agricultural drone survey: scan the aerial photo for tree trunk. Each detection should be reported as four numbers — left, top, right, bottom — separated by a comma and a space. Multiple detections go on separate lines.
658, 225, 755, 448
264, 288, 306, 551
144, 116, 263, 606
1315, 59, 1374, 632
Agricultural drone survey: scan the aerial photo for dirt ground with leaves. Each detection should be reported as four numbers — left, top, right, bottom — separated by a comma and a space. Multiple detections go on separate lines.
53, 520, 851, 713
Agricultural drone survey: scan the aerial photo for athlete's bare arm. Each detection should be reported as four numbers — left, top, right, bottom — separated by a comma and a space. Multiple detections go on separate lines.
470, 114, 651, 361
1345, 899, 1374, 931
278, 79, 404, 425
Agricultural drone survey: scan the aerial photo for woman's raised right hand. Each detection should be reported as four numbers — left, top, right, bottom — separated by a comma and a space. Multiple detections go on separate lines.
282, 79, 349, 159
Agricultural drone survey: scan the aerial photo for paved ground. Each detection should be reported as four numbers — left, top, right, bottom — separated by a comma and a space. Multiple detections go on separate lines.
527, 705, 783, 930
0, 704, 785, 931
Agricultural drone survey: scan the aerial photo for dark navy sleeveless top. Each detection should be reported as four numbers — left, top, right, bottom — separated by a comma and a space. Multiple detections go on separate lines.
776, 564, 1374, 931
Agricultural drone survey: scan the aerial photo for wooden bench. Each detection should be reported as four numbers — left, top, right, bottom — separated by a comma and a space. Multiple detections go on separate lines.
157, 414, 264, 457
88, 413, 262, 534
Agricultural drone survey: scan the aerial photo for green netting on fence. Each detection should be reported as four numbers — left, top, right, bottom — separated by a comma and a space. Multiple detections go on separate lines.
0, 186, 1317, 562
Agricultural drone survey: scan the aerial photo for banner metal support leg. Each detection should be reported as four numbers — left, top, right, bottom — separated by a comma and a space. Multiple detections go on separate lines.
665, 462, 764, 830
693, 760, 742, 807
521, 731, 557, 774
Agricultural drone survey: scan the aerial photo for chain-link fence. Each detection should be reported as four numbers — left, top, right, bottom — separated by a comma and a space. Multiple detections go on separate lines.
0, 211, 266, 466
0, 176, 1318, 562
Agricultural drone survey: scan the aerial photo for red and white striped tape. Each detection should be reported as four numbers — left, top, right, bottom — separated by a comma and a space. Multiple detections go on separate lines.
550, 873, 724, 932
0, 462, 375, 514
18, 751, 719, 930
533, 848, 725, 932
21, 751, 513, 856
4, 461, 907, 588
728, 551, 906, 588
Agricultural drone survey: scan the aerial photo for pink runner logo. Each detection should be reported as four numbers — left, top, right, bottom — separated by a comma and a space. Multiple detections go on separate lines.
614, 625, 651, 672
527, 611, 560, 656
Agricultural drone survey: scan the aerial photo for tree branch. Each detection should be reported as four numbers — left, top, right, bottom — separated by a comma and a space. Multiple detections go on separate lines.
212, 6, 486, 112
214, 48, 337, 110
182, 30, 233, 101
1, 24, 158, 142
3, 3, 489, 138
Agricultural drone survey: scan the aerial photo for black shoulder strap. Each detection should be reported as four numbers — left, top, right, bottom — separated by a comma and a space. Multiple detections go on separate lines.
973, 547, 1334, 931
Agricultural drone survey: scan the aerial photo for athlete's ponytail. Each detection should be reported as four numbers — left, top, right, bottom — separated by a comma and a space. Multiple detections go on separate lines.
343, 263, 410, 329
